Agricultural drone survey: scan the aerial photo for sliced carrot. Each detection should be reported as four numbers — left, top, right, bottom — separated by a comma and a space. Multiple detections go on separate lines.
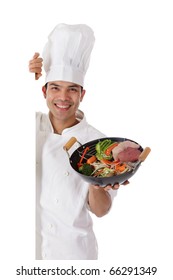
105, 143, 118, 156
87, 155, 97, 164
101, 159, 120, 165
78, 147, 90, 167
115, 163, 127, 172
100, 159, 113, 165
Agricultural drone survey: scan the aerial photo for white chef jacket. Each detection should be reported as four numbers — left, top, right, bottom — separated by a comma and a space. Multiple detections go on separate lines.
36, 110, 117, 260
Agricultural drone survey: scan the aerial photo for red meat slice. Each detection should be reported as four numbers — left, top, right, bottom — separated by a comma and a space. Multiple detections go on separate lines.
118, 147, 141, 162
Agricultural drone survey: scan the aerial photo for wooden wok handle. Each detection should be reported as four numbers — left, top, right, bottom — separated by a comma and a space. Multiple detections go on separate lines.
63, 137, 77, 151
139, 147, 151, 162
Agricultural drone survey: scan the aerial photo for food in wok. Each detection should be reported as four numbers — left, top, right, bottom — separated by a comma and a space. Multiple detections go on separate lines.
63, 137, 151, 186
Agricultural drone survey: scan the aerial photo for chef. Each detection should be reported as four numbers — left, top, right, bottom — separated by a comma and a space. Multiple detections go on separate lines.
32, 23, 119, 260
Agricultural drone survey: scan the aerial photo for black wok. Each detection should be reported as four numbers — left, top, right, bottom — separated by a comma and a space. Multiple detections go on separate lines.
63, 137, 150, 187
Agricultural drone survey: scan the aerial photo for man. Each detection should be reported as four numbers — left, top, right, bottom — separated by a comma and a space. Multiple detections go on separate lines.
29, 23, 120, 260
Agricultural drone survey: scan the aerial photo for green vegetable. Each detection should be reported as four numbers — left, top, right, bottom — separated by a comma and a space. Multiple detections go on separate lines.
99, 167, 115, 177
79, 163, 94, 176
95, 139, 113, 160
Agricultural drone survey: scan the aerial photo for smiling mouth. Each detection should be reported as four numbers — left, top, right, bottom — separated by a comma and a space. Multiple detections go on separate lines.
54, 103, 71, 110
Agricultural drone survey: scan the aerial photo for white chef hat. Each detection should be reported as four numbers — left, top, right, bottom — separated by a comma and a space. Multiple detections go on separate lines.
42, 23, 95, 87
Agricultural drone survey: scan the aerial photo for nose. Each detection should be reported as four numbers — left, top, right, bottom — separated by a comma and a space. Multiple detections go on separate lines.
59, 89, 69, 100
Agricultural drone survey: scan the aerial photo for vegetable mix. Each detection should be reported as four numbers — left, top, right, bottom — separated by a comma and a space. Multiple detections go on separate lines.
77, 139, 140, 178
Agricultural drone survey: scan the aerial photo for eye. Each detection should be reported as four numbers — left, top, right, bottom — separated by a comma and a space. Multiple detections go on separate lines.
69, 87, 78, 93
51, 86, 59, 91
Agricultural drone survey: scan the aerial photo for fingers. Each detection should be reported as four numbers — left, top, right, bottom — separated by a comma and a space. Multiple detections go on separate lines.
91, 181, 129, 191
104, 185, 112, 191
91, 184, 120, 191
104, 180, 130, 190
104, 183, 120, 191
29, 66, 42, 74
29, 58, 43, 72
92, 185, 100, 190
121, 180, 130, 185
33, 52, 40, 59
29, 53, 43, 80
112, 183, 120, 190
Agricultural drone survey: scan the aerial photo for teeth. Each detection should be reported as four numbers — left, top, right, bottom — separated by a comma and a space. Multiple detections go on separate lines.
56, 104, 70, 109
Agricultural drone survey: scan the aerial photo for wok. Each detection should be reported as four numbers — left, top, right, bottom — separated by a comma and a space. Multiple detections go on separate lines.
63, 137, 151, 187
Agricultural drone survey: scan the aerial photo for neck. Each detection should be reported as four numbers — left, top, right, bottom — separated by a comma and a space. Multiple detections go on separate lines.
49, 112, 79, 135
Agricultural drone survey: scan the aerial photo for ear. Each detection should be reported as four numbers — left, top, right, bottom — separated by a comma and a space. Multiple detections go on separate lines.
42, 86, 47, 98
80, 89, 86, 102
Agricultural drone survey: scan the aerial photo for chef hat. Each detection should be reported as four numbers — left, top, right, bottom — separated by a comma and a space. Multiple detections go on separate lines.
42, 23, 95, 86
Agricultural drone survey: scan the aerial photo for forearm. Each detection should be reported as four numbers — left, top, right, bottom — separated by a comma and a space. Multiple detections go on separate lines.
88, 185, 112, 217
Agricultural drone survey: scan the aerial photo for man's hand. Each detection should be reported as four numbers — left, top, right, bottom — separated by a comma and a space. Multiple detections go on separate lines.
29, 52, 43, 80
88, 180, 129, 217
93, 180, 129, 191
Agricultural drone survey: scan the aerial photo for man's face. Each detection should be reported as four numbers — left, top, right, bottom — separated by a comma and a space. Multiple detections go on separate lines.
42, 81, 85, 123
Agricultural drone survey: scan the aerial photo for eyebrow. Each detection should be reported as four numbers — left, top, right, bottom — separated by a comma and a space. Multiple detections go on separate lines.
49, 83, 79, 89
49, 83, 61, 87
68, 85, 80, 89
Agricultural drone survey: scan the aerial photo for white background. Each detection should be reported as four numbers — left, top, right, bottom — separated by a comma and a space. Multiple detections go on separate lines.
0, 0, 173, 279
